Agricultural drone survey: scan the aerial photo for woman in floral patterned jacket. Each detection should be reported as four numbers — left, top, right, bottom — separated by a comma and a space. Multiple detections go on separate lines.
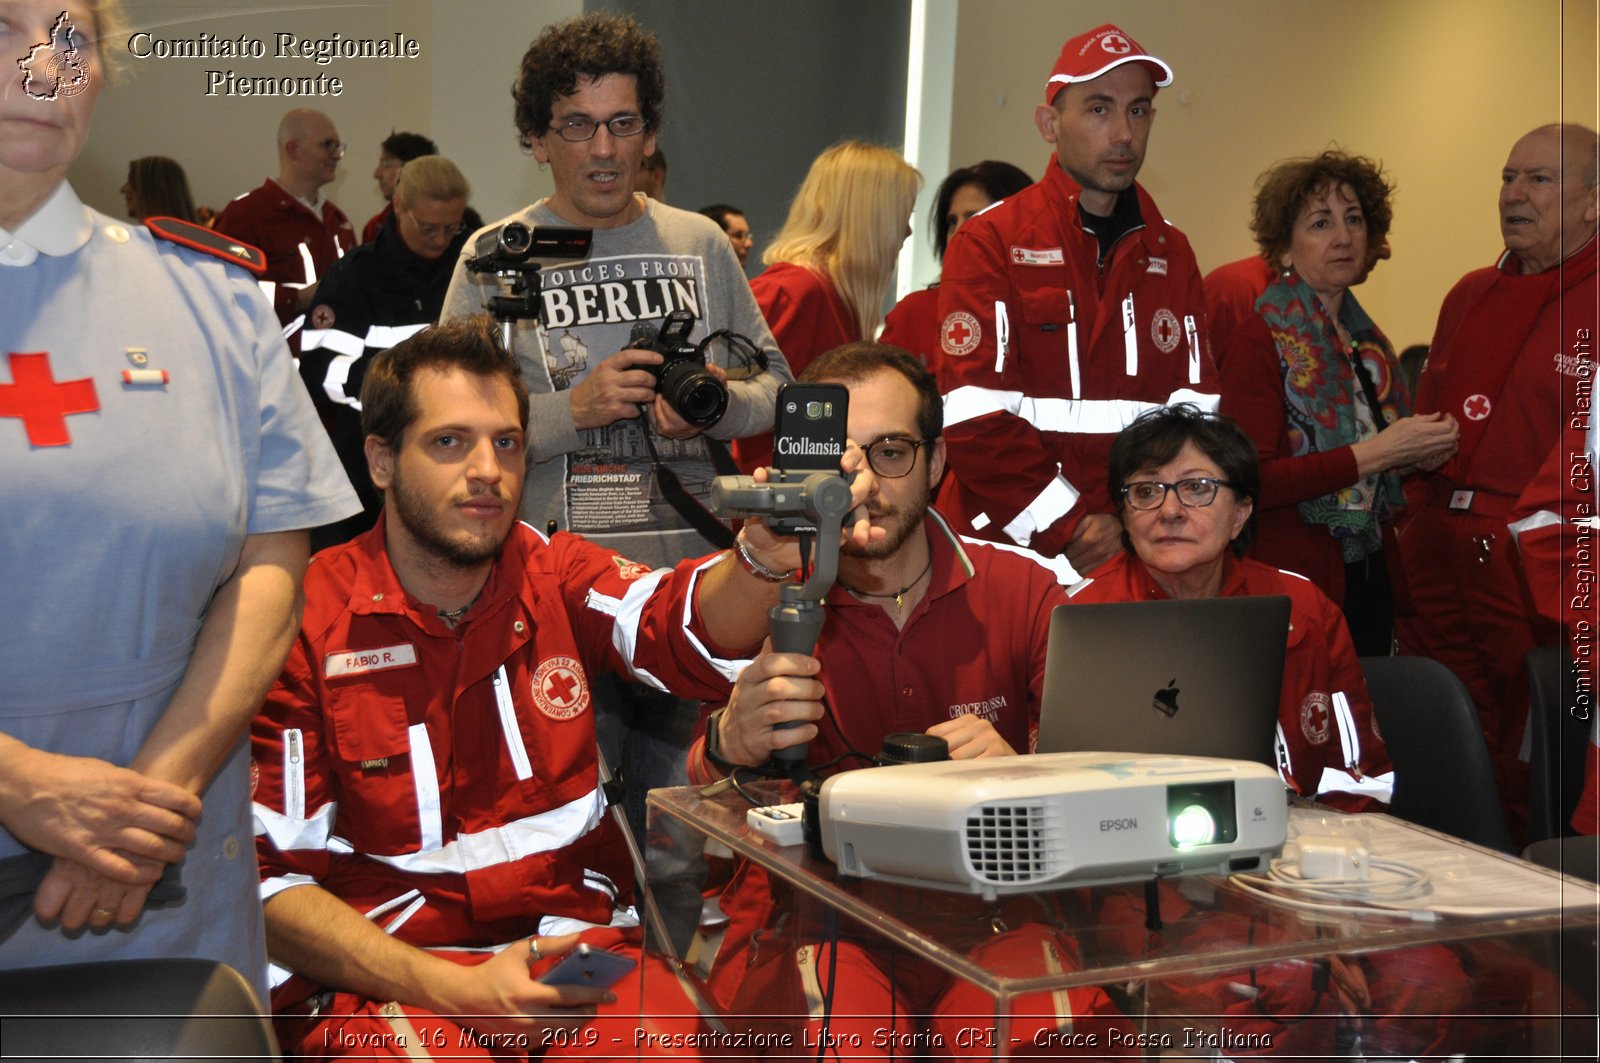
1216, 150, 1459, 654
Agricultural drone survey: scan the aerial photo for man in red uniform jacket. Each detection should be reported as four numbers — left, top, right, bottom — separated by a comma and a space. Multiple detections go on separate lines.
687, 343, 1129, 1058
1394, 123, 1599, 829
251, 314, 876, 1058
936, 24, 1217, 578
214, 108, 356, 337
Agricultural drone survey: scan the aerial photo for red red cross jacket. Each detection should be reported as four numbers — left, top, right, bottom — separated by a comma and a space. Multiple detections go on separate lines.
1067, 553, 1393, 810
251, 518, 745, 1004
934, 159, 1218, 558
214, 179, 355, 331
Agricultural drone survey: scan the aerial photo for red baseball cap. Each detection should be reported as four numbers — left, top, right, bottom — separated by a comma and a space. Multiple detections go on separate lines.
1044, 24, 1173, 104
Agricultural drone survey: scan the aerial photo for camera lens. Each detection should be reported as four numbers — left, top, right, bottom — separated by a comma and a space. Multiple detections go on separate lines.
659, 360, 728, 428
499, 222, 533, 256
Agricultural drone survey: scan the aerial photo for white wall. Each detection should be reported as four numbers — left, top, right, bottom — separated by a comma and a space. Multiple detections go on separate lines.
73, 0, 581, 229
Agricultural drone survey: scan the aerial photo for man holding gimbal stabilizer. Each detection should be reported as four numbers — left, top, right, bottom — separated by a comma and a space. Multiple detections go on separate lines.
685, 344, 1132, 1057
440, 12, 790, 951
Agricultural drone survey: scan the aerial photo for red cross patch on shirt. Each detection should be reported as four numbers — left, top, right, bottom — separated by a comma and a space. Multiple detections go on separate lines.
532, 656, 590, 720
0, 352, 99, 447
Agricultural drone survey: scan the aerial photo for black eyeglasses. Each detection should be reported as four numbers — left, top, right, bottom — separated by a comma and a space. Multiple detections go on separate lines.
861, 436, 935, 479
1121, 478, 1234, 510
548, 114, 647, 142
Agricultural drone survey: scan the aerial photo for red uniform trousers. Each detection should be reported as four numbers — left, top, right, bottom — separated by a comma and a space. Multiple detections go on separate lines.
1393, 494, 1543, 831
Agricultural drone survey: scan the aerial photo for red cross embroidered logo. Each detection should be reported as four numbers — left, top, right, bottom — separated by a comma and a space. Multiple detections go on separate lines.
1300, 692, 1332, 745
1101, 33, 1132, 55
532, 656, 589, 720
1463, 393, 1492, 421
940, 312, 981, 357
1150, 308, 1181, 354
0, 352, 99, 447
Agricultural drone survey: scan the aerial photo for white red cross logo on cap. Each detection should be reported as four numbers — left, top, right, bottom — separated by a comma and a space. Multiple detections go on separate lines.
532, 656, 589, 720
1463, 393, 1492, 421
1101, 33, 1132, 54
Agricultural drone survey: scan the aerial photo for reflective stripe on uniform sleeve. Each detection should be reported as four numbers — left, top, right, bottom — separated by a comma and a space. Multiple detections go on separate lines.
593, 567, 672, 690
674, 553, 753, 683
1121, 293, 1138, 376
1508, 509, 1562, 541
493, 665, 533, 781
408, 723, 444, 851
1166, 387, 1220, 412
1274, 723, 1295, 790
260, 872, 318, 904
326, 785, 607, 875
1001, 473, 1080, 548
367, 324, 427, 349
1316, 767, 1395, 803
381, 893, 427, 935
305, 324, 431, 410
301, 327, 368, 357
945, 387, 1221, 435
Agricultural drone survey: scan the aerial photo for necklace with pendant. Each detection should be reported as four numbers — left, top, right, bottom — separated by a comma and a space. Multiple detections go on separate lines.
839, 557, 934, 613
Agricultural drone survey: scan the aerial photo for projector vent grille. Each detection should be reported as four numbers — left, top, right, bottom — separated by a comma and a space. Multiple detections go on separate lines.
964, 800, 1064, 884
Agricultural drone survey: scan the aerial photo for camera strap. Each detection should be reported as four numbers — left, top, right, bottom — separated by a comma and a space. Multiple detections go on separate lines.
637, 416, 737, 549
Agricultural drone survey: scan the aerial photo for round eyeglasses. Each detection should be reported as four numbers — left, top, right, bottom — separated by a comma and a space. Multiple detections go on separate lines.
549, 114, 647, 142
1121, 477, 1235, 510
862, 436, 935, 479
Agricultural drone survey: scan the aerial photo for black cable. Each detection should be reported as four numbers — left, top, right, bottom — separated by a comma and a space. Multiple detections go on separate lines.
695, 328, 768, 379
816, 906, 841, 1063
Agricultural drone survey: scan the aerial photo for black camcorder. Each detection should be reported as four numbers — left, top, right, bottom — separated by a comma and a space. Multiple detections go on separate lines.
628, 310, 728, 429
465, 222, 592, 274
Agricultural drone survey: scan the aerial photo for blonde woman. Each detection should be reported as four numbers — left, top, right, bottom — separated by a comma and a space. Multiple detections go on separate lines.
734, 140, 921, 472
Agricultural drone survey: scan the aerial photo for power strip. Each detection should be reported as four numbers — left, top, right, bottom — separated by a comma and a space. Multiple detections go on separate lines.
747, 802, 806, 845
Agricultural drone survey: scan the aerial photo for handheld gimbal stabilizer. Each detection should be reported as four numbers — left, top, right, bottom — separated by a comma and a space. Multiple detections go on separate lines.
710, 470, 854, 773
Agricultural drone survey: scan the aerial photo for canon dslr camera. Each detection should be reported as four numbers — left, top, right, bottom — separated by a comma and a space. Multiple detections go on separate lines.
629, 310, 728, 429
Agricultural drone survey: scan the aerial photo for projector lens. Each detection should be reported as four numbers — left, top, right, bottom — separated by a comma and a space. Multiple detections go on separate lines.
1166, 781, 1239, 849
1171, 804, 1217, 848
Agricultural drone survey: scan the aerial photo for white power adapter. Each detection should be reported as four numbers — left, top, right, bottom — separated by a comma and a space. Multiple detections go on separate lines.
1296, 835, 1369, 880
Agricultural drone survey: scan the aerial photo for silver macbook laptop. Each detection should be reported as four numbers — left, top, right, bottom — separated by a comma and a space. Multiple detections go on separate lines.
1034, 596, 1291, 766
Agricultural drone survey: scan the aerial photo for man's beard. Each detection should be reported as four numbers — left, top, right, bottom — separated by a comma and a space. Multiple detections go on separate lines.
842, 480, 931, 561
390, 472, 509, 569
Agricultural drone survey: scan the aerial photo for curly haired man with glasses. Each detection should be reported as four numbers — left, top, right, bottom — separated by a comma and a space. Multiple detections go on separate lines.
441, 12, 791, 954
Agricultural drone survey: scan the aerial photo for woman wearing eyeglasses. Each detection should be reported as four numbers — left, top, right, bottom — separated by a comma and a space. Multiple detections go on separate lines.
1216, 151, 1458, 654
733, 140, 922, 473
1069, 404, 1392, 810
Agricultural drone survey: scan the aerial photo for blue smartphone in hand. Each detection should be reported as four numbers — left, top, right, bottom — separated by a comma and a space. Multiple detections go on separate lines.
536, 944, 637, 988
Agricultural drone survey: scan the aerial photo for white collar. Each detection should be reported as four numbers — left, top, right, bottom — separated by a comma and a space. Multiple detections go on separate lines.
0, 182, 94, 266
270, 176, 324, 215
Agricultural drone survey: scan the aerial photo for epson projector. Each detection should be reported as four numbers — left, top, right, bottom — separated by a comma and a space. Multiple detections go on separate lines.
818, 752, 1287, 899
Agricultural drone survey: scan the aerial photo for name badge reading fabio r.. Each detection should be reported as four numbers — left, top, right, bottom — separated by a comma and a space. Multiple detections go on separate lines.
326, 644, 419, 678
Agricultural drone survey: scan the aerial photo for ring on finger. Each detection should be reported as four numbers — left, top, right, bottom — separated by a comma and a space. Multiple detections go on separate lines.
528, 937, 542, 961
92, 907, 116, 919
